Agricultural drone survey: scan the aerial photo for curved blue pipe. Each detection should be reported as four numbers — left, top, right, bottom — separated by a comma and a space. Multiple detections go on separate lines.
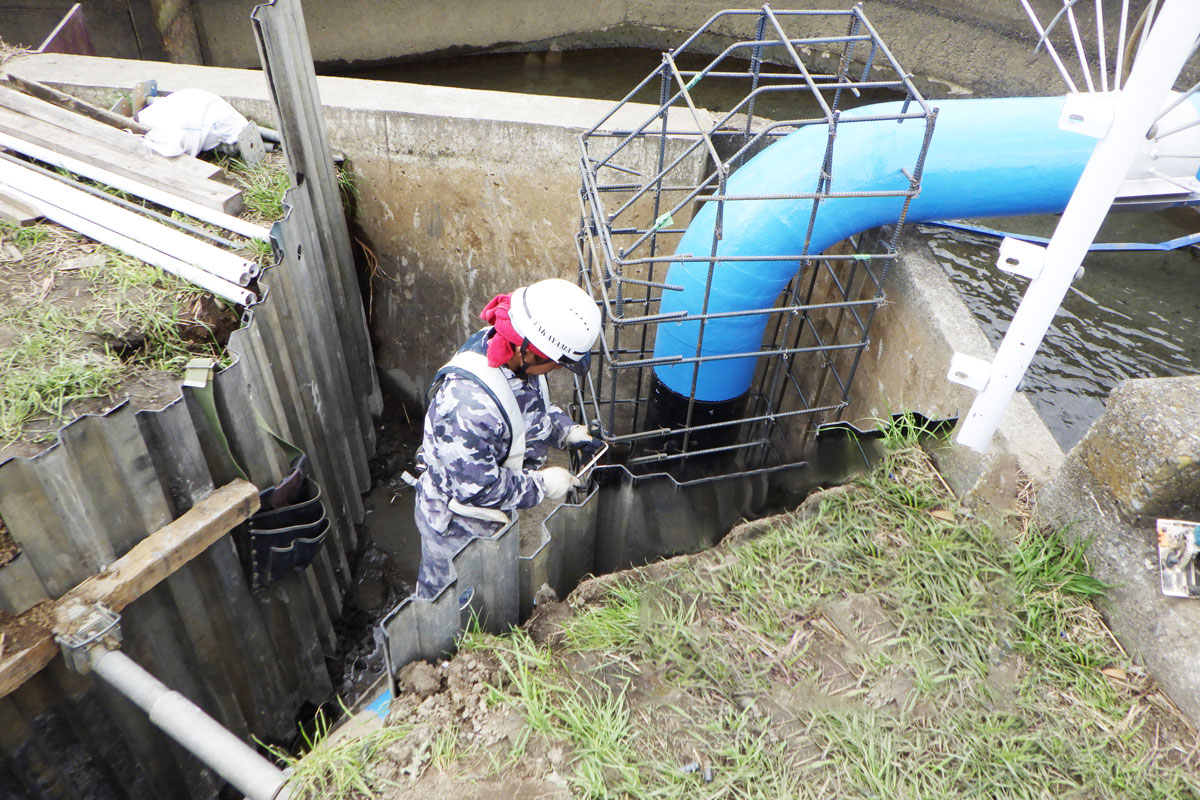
654, 95, 1106, 402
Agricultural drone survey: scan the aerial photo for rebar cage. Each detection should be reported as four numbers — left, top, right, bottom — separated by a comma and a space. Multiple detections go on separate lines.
571, 5, 933, 474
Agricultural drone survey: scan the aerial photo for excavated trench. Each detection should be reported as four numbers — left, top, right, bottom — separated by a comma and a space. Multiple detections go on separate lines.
325, 394, 925, 713
319, 40, 1200, 721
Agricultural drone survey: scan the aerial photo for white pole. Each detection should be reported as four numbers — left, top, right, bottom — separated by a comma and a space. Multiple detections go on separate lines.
954, 0, 1200, 452
2, 182, 256, 306
0, 130, 271, 241
91, 648, 291, 800
0, 158, 259, 286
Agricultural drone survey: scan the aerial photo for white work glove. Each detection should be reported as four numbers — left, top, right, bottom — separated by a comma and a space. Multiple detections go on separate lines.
537, 466, 581, 502
565, 425, 593, 445
564, 424, 603, 458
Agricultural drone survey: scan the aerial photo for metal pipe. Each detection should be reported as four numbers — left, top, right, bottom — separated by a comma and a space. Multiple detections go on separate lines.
91, 648, 291, 800
0, 149, 240, 249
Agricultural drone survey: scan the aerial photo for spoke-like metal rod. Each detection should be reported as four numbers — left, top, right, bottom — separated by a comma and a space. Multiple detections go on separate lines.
1115, 0, 1130, 90
1152, 79, 1200, 127
1020, 0, 1080, 92
1064, 0, 1096, 93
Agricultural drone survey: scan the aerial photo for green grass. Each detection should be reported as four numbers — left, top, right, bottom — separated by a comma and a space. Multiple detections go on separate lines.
0, 229, 230, 443
445, 419, 1200, 800
0, 320, 122, 440
266, 707, 412, 800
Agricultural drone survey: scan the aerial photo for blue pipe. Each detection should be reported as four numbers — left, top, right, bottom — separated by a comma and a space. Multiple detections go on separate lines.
653, 95, 1120, 403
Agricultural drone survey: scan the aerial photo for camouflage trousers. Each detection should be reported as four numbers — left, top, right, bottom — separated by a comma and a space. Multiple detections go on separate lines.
414, 503, 501, 600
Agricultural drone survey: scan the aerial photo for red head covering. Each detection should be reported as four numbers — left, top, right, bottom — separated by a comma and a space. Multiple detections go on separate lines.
480, 293, 549, 368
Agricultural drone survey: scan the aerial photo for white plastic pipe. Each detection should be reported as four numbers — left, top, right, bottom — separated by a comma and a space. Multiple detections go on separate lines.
1, 181, 256, 305
954, 0, 1200, 452
0, 129, 271, 241
91, 648, 291, 800
0, 158, 259, 285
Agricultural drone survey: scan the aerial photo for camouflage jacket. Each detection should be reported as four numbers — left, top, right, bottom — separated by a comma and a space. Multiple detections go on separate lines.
415, 329, 576, 534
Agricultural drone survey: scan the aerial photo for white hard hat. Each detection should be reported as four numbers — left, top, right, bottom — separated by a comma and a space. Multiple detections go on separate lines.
509, 278, 600, 375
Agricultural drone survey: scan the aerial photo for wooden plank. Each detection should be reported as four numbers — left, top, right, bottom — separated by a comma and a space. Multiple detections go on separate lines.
0, 84, 221, 181
0, 480, 260, 699
2, 74, 150, 136
0, 91, 226, 191
0, 107, 244, 215
0, 191, 41, 226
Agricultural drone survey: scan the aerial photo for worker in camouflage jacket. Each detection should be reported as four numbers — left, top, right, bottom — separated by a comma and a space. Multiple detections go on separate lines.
414, 279, 603, 600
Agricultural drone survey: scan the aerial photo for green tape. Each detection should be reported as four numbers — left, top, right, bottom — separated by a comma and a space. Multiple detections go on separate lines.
654, 212, 675, 230
185, 357, 249, 481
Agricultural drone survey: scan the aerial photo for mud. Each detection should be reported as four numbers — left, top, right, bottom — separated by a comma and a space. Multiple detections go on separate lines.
325, 400, 423, 706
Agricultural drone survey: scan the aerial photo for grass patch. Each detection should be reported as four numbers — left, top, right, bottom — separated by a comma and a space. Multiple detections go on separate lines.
232, 155, 290, 222
0, 223, 234, 445
442, 419, 1200, 799
268, 709, 412, 800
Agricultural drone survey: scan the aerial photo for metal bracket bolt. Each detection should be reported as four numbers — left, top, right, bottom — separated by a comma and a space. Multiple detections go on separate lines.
55, 603, 122, 675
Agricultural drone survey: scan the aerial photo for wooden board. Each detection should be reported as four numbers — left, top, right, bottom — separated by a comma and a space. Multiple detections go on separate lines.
0, 191, 41, 226
1, 74, 150, 136
0, 84, 220, 181
0, 86, 228, 186
0, 107, 244, 215
0, 480, 259, 699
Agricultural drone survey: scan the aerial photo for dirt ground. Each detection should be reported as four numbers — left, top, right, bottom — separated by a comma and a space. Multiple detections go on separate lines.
0, 142, 294, 464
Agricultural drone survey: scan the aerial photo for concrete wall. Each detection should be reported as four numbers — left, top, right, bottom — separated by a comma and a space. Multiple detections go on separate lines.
846, 230, 1064, 507
177, 0, 1172, 100
188, 0, 625, 70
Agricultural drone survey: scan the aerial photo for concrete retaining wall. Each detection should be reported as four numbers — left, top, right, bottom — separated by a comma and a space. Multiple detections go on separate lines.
845, 229, 1065, 507
172, 1, 1194, 101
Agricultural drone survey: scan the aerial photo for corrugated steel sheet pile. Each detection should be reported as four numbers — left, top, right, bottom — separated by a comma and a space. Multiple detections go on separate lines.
0, 1, 381, 796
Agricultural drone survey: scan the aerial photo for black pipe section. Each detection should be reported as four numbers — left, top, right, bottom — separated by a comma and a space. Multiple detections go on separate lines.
646, 374, 749, 459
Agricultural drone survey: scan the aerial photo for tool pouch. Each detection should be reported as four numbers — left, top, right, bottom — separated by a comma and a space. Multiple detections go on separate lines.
234, 454, 330, 591
184, 358, 331, 592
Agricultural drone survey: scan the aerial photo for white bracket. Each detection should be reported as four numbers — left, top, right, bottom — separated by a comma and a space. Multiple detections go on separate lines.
995, 237, 1046, 280
946, 353, 992, 391
1059, 91, 1115, 138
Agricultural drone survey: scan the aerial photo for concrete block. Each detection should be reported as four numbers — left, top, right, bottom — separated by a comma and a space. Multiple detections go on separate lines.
1071, 375, 1200, 522
1038, 374, 1200, 728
